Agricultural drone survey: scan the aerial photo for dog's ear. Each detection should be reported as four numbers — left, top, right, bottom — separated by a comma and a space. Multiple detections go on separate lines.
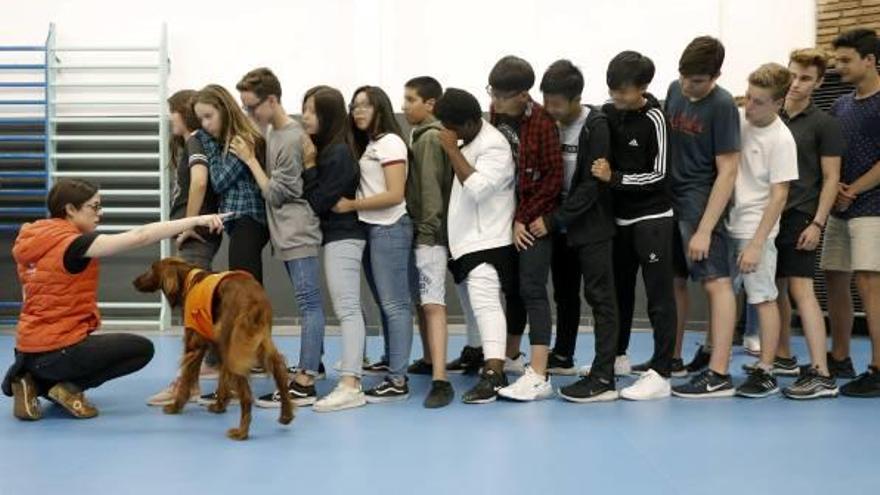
161, 258, 197, 306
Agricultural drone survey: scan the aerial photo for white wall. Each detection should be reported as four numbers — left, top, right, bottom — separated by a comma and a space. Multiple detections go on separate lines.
2, 0, 815, 109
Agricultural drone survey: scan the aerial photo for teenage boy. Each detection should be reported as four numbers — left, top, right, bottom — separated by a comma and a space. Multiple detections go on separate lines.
533, 59, 621, 403
234, 67, 325, 407
727, 63, 799, 398
666, 36, 742, 398
821, 28, 880, 397
401, 76, 456, 408
742, 49, 843, 400
593, 51, 678, 400
483, 55, 563, 402
434, 88, 517, 404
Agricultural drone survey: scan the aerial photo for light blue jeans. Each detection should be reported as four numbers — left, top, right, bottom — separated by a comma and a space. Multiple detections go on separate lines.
284, 256, 326, 375
362, 215, 414, 383
324, 238, 368, 378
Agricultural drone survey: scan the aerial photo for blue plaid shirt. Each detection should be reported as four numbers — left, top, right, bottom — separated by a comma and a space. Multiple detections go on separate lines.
196, 130, 266, 229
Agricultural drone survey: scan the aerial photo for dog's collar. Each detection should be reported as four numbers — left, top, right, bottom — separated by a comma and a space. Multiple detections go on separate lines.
184, 268, 206, 294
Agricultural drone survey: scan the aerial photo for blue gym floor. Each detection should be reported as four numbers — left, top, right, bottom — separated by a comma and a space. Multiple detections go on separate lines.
1, 331, 878, 495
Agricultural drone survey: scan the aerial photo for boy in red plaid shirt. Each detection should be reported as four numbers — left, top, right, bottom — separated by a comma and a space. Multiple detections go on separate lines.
488, 55, 563, 401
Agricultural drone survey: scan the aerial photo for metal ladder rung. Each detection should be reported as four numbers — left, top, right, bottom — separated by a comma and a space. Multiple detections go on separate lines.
54, 101, 158, 106
98, 302, 163, 309
100, 319, 163, 327
0, 46, 44, 52
53, 46, 159, 52
52, 64, 159, 70
52, 116, 159, 123
0, 64, 46, 70
99, 189, 160, 196
101, 207, 160, 215
0, 100, 46, 105
0, 171, 47, 178
0, 82, 47, 88
0, 207, 46, 214
0, 152, 47, 159
0, 118, 44, 125
52, 171, 159, 178
0, 134, 46, 142
54, 83, 159, 88
54, 152, 159, 160
53, 135, 159, 142
0, 188, 47, 196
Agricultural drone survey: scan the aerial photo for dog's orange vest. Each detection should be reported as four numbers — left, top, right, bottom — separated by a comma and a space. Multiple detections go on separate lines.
183, 269, 253, 341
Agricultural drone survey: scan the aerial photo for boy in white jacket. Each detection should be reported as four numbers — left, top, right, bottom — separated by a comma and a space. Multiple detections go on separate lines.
435, 88, 518, 404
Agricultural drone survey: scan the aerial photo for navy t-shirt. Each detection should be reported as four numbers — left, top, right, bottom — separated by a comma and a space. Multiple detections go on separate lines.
831, 91, 880, 219
665, 81, 741, 224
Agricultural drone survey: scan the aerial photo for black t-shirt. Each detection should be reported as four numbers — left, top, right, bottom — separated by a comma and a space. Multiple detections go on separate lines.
63, 232, 99, 274
170, 136, 218, 219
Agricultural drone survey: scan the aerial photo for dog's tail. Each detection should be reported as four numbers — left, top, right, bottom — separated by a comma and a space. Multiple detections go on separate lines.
225, 302, 272, 376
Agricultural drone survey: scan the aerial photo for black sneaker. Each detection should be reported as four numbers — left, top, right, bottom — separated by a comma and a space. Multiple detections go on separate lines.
462, 368, 508, 404
672, 369, 735, 398
363, 358, 391, 376
256, 380, 316, 408
287, 362, 327, 381
783, 367, 838, 400
447, 346, 484, 375
631, 360, 652, 375
742, 356, 799, 376
547, 353, 576, 376
669, 358, 688, 378
632, 358, 687, 378
407, 358, 433, 375
827, 353, 857, 379
685, 345, 711, 374
736, 368, 780, 398
424, 380, 455, 409
558, 374, 618, 403
840, 366, 880, 398
197, 390, 239, 406
365, 377, 409, 403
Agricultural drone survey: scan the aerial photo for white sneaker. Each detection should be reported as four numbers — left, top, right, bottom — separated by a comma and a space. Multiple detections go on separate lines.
620, 369, 671, 401
146, 378, 200, 407
504, 353, 527, 375
313, 382, 366, 413
578, 355, 632, 377
744, 335, 761, 357
498, 366, 554, 402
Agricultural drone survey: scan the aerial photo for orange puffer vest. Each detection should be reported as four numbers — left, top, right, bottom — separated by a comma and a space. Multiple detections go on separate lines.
13, 219, 100, 353
183, 269, 253, 342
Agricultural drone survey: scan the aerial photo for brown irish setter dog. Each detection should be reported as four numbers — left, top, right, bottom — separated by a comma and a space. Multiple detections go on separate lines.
133, 257, 294, 440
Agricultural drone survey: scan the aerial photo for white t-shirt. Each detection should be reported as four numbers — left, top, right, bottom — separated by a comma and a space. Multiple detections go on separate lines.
559, 106, 589, 196
357, 133, 409, 225
727, 110, 798, 239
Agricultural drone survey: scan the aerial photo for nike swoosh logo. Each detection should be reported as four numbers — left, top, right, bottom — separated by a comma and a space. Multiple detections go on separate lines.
706, 383, 727, 392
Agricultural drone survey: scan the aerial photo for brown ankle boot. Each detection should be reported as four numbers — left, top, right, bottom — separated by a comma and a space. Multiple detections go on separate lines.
12, 373, 42, 421
48, 382, 99, 419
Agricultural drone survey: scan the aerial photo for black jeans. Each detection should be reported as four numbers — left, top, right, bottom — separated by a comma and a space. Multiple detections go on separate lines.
551, 233, 582, 358
613, 217, 677, 376
228, 216, 270, 285
577, 239, 619, 381
22, 334, 154, 395
505, 237, 554, 346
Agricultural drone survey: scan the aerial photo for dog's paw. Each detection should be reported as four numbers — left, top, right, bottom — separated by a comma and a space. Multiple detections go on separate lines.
279, 412, 294, 425
207, 403, 227, 414
163, 404, 183, 415
226, 428, 249, 441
